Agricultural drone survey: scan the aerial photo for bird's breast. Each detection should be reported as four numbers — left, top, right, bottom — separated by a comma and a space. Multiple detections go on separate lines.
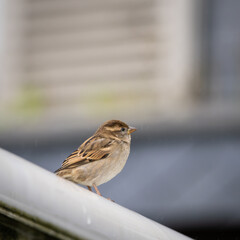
74, 142, 130, 186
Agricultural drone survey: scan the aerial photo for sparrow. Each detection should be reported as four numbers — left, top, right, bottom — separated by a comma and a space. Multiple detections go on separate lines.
55, 120, 136, 198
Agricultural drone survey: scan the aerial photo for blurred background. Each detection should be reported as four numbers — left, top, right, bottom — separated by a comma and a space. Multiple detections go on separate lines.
1, 0, 240, 239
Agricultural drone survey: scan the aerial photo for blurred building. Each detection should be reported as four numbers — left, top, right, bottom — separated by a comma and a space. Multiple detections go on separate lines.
0, 0, 240, 239
1, 0, 199, 140
1, 0, 240, 141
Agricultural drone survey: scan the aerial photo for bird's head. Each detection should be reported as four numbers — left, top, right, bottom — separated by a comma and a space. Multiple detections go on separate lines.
96, 120, 136, 142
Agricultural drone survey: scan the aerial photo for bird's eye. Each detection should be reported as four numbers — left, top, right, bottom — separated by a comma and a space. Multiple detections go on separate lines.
121, 127, 125, 132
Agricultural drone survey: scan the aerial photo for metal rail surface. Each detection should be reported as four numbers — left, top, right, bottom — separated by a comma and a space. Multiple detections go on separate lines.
0, 148, 192, 240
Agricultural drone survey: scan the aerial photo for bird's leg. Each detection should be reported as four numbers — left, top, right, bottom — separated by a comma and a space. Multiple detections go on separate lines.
92, 184, 114, 201
87, 186, 92, 192
93, 183, 102, 196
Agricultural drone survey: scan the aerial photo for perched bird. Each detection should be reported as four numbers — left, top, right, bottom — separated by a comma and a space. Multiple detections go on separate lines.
55, 120, 136, 198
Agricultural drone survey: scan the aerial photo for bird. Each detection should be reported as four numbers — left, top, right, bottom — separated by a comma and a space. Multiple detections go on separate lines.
55, 120, 136, 198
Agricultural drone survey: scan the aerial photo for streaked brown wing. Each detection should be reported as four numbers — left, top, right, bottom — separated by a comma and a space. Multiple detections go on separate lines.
55, 136, 113, 173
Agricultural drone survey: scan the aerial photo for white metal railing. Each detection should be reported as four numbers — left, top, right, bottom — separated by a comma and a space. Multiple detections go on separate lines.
0, 148, 192, 240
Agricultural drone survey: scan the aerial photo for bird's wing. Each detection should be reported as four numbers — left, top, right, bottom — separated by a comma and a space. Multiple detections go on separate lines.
55, 136, 114, 173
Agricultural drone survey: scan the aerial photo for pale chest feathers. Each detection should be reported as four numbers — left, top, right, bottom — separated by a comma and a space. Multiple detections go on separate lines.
74, 141, 130, 186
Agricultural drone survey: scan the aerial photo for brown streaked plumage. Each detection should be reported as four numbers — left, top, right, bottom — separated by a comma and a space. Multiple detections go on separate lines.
55, 120, 136, 198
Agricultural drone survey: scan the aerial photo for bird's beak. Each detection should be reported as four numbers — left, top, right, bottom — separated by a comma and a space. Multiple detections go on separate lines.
128, 126, 136, 134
